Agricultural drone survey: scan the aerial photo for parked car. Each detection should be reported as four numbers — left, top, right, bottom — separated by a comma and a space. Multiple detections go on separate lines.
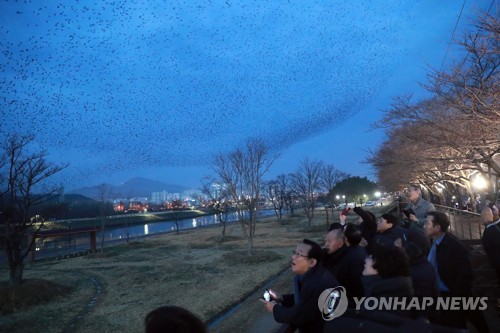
365, 201, 376, 206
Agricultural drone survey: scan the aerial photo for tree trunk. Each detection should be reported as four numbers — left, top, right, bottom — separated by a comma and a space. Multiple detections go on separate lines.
218, 211, 227, 242
221, 222, 226, 240
10, 262, 24, 285
247, 233, 253, 256
8, 247, 24, 285
100, 216, 105, 253
325, 207, 329, 231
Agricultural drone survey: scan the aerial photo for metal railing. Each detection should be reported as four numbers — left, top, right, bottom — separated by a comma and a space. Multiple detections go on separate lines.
396, 202, 483, 241
434, 204, 484, 241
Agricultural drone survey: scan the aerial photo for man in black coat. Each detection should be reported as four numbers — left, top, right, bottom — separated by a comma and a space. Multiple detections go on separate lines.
373, 213, 407, 249
341, 224, 367, 304
322, 227, 348, 277
322, 225, 366, 307
424, 211, 489, 332
353, 206, 377, 250
481, 204, 500, 287
263, 239, 339, 333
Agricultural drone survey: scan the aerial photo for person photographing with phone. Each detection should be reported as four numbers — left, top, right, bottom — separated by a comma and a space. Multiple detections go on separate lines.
262, 239, 338, 333
405, 184, 436, 228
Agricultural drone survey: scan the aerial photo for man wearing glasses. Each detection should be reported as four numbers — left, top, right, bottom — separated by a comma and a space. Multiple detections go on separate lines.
263, 239, 338, 333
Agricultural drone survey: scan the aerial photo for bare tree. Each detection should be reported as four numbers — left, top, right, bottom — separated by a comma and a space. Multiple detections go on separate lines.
291, 158, 324, 227
212, 139, 275, 255
267, 174, 290, 221
0, 134, 67, 285
201, 178, 230, 241
368, 12, 499, 201
96, 184, 114, 249
283, 173, 297, 215
321, 164, 348, 225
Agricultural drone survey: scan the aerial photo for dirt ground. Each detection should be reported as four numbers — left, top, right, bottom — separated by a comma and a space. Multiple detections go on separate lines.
1, 209, 346, 333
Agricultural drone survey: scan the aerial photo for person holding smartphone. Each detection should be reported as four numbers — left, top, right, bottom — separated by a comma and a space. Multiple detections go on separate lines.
262, 239, 338, 333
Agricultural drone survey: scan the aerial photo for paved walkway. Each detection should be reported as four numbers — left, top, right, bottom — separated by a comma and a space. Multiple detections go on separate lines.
208, 268, 293, 333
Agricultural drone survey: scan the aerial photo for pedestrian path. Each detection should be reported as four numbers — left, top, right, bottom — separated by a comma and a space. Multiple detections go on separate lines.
208, 268, 293, 333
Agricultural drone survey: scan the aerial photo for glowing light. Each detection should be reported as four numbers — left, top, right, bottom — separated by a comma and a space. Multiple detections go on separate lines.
374, 191, 381, 198
473, 174, 487, 190
144, 224, 149, 235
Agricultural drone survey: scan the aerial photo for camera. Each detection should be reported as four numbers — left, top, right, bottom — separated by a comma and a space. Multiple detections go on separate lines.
262, 289, 272, 302
403, 208, 415, 218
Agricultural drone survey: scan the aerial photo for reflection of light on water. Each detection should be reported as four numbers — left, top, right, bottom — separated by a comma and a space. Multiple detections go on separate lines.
192, 219, 197, 228
144, 224, 149, 235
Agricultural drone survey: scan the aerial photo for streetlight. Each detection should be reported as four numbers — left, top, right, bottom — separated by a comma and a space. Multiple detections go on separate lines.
473, 174, 488, 212
473, 174, 487, 191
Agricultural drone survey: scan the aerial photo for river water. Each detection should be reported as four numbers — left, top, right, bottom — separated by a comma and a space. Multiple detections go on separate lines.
28, 209, 276, 261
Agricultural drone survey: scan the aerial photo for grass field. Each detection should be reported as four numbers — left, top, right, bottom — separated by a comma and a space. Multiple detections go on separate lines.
0, 207, 388, 333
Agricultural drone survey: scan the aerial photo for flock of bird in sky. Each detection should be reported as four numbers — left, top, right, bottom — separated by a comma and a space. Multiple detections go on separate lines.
0, 1, 491, 189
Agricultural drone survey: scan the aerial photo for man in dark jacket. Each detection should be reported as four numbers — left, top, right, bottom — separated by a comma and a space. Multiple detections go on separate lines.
323, 228, 348, 277
342, 224, 367, 304
263, 239, 338, 333
353, 206, 377, 251
424, 211, 489, 332
481, 204, 500, 287
322, 225, 366, 307
374, 213, 407, 248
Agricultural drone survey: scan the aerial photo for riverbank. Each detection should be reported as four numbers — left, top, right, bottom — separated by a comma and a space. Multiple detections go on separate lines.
0, 207, 384, 333
0, 211, 316, 332
41, 209, 214, 230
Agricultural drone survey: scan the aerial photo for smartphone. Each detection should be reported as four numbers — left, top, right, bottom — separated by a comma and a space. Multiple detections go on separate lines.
262, 289, 271, 302
341, 207, 351, 216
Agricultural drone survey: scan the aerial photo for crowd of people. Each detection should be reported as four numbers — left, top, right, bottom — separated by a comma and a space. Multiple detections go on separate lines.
263, 184, 497, 333
143, 184, 499, 333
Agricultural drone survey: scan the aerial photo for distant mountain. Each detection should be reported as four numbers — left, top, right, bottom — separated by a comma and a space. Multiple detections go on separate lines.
68, 177, 190, 200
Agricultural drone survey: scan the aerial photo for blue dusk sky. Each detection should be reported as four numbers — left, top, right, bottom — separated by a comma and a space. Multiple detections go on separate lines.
0, 1, 495, 190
